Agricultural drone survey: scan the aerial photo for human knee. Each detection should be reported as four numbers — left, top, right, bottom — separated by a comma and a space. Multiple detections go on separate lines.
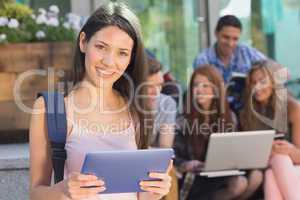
228, 176, 248, 197
249, 170, 263, 187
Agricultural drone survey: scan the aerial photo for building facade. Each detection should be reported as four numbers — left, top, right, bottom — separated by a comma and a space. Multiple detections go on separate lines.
25, 0, 300, 96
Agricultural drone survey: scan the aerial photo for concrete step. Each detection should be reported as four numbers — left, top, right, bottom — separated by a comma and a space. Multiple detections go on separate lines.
0, 143, 29, 170
0, 143, 29, 200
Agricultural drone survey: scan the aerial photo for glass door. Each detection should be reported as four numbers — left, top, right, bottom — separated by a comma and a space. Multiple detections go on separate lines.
126, 0, 207, 86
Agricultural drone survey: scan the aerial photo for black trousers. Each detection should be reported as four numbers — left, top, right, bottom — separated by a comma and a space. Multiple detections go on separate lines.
179, 175, 227, 200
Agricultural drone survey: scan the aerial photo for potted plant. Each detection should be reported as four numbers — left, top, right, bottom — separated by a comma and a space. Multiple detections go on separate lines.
0, 3, 81, 71
0, 2, 81, 131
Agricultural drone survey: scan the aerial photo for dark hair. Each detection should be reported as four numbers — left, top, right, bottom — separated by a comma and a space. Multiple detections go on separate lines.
215, 15, 242, 32
70, 2, 150, 149
184, 65, 234, 161
147, 57, 162, 75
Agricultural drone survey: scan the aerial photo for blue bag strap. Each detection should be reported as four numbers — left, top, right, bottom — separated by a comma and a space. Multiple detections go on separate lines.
37, 91, 67, 144
37, 91, 67, 183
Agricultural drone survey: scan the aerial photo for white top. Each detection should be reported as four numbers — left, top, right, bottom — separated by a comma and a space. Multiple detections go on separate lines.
64, 119, 138, 200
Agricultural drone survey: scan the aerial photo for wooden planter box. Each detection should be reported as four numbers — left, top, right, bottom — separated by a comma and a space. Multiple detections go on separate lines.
0, 42, 74, 131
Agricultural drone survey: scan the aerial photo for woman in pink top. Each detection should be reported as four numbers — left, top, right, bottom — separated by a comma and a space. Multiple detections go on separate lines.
29, 2, 172, 200
240, 60, 300, 199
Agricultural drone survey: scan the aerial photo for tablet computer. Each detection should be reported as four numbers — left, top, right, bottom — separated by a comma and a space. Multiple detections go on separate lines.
81, 148, 174, 193
200, 130, 275, 177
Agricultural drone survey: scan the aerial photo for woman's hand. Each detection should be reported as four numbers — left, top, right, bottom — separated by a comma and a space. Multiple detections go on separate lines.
180, 160, 204, 173
139, 160, 173, 200
272, 140, 295, 155
61, 172, 105, 200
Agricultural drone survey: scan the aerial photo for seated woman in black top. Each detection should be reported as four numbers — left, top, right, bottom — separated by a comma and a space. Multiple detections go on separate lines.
174, 65, 262, 200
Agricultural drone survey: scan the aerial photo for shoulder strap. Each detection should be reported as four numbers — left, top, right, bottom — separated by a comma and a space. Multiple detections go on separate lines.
37, 91, 67, 184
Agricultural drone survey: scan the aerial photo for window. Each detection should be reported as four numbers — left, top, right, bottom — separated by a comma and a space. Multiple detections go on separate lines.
127, 0, 201, 86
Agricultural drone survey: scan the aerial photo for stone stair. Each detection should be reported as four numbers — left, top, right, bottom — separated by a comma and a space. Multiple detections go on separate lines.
0, 143, 29, 200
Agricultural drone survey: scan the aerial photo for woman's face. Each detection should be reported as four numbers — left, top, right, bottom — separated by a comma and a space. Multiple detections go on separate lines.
192, 74, 215, 108
250, 68, 273, 104
80, 25, 134, 87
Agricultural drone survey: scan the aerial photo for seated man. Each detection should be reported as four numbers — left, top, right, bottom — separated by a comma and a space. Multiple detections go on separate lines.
146, 56, 177, 148
145, 56, 178, 200
194, 15, 266, 83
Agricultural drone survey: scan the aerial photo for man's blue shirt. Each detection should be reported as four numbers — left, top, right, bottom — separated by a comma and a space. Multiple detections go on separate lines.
193, 43, 266, 82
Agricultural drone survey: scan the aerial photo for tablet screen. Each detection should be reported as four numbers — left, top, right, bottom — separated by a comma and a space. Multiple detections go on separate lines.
81, 148, 174, 193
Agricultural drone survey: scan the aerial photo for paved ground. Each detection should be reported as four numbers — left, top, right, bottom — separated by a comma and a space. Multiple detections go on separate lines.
0, 170, 29, 200
0, 143, 29, 200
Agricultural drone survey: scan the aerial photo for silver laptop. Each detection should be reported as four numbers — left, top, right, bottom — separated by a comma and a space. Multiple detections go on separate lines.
200, 130, 275, 177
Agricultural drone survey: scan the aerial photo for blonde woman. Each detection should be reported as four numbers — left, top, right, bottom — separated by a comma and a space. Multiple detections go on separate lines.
240, 60, 300, 200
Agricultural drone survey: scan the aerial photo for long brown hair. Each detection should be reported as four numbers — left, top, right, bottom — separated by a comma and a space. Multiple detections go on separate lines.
240, 60, 291, 133
184, 65, 235, 161
70, 2, 150, 149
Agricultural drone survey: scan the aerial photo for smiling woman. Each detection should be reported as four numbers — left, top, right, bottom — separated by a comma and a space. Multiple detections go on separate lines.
173, 65, 247, 200
78, 26, 134, 87
29, 2, 172, 200
240, 60, 300, 199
